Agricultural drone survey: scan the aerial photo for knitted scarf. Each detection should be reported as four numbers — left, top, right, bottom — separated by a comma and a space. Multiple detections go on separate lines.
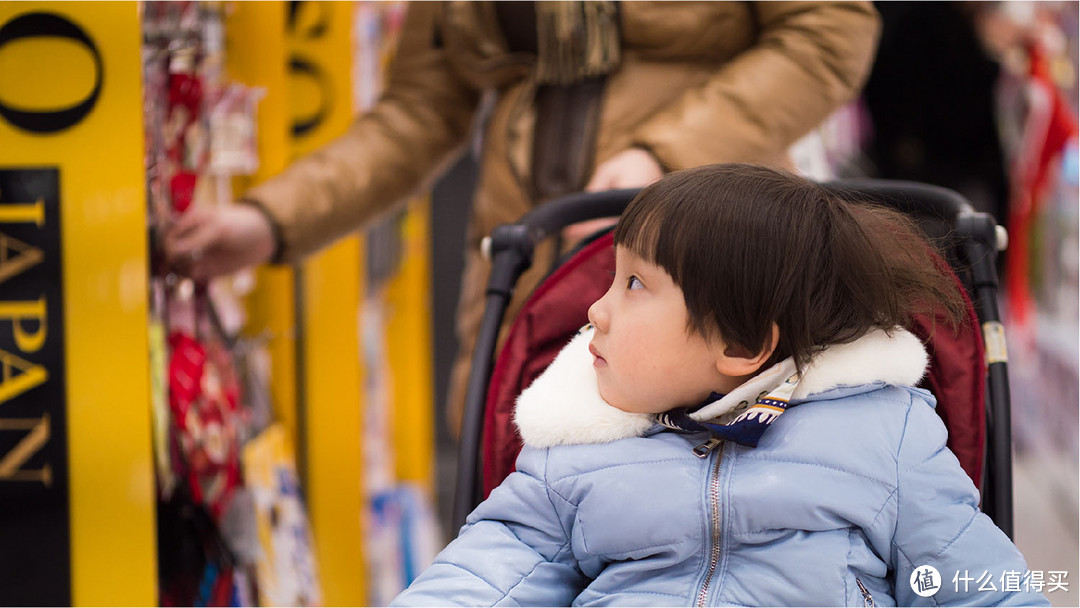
535, 1, 621, 85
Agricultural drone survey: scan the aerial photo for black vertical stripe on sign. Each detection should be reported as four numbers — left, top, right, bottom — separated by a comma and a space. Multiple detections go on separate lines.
0, 168, 69, 607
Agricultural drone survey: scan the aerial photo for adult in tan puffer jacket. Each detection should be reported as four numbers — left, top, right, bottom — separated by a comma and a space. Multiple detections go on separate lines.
166, 1, 881, 435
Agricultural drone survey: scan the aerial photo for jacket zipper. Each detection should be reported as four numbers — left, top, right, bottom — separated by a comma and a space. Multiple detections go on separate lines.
855, 577, 876, 607
695, 439, 725, 606
693, 438, 875, 608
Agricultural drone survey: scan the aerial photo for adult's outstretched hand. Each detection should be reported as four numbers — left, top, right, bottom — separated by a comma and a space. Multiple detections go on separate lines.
164, 203, 276, 281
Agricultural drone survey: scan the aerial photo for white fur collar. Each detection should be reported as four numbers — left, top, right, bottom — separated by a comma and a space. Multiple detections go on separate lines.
513, 327, 928, 448
512, 330, 657, 448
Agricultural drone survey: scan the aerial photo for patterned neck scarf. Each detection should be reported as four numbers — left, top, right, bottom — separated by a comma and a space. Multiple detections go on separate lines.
655, 358, 802, 447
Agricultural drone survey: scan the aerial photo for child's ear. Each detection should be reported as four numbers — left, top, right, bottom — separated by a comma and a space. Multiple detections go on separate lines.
716, 324, 780, 376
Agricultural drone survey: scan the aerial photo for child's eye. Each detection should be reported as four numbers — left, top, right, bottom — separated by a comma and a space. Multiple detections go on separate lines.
627, 275, 644, 291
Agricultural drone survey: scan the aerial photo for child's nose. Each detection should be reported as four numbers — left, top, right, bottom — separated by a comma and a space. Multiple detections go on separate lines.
587, 296, 608, 332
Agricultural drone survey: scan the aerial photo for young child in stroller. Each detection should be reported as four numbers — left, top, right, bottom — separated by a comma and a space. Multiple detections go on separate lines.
392, 164, 1048, 606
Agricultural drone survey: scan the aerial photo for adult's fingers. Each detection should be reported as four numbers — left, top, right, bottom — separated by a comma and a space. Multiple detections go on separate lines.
164, 212, 218, 260
562, 217, 618, 245
185, 255, 218, 282
165, 206, 213, 245
584, 167, 614, 192
169, 205, 206, 232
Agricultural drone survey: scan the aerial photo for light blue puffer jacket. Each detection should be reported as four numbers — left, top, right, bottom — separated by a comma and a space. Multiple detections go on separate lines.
393, 329, 1048, 607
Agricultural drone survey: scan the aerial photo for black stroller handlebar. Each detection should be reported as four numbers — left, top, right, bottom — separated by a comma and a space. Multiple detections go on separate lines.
522, 180, 983, 232
481, 189, 640, 271
822, 179, 977, 220
483, 181, 1003, 268
517, 188, 641, 238
485, 181, 1001, 264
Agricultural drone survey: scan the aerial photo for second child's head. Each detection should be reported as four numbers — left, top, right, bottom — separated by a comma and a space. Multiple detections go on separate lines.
586, 164, 964, 414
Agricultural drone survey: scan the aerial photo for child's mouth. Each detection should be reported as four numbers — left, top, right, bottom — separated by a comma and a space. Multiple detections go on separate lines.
589, 343, 607, 367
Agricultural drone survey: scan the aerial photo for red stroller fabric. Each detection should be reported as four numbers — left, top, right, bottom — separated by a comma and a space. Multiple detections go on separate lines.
482, 234, 616, 496
482, 231, 987, 498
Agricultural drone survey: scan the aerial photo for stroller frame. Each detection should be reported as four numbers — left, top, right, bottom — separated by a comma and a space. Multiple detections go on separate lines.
453, 181, 1013, 540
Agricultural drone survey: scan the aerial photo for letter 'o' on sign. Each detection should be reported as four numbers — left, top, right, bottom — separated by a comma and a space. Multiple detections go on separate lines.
289, 57, 332, 138
0, 12, 104, 134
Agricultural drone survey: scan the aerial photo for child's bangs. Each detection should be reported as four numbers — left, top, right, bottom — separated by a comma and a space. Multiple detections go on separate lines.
613, 191, 673, 265
614, 185, 710, 292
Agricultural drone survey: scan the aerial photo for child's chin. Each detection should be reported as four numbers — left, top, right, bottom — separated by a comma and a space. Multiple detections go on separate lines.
603, 395, 653, 415
596, 386, 622, 410
600, 384, 617, 408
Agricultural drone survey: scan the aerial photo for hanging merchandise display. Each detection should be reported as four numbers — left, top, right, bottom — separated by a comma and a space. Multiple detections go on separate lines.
144, 3, 246, 604
990, 1, 1080, 459
997, 6, 1078, 332
143, 2, 322, 605
243, 424, 323, 607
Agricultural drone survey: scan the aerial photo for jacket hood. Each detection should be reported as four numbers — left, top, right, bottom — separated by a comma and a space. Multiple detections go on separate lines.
513, 327, 929, 448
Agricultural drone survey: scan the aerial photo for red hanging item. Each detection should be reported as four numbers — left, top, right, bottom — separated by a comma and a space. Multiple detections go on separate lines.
165, 51, 203, 166
1005, 42, 1079, 327
168, 330, 243, 519
170, 170, 198, 213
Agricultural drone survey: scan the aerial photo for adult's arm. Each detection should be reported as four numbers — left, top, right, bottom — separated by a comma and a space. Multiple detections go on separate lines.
631, 1, 880, 169
245, 3, 481, 263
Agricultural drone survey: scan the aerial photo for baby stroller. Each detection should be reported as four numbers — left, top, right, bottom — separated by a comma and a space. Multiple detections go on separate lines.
452, 180, 1014, 541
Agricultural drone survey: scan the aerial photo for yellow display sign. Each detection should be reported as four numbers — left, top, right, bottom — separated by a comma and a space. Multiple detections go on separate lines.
384, 200, 435, 491
0, 3, 155, 606
287, 1, 367, 605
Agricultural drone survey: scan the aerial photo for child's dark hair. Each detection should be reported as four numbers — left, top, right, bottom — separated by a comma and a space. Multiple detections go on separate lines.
613, 164, 966, 371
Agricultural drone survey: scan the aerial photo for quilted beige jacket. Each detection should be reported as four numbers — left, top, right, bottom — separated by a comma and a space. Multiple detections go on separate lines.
244, 1, 881, 430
